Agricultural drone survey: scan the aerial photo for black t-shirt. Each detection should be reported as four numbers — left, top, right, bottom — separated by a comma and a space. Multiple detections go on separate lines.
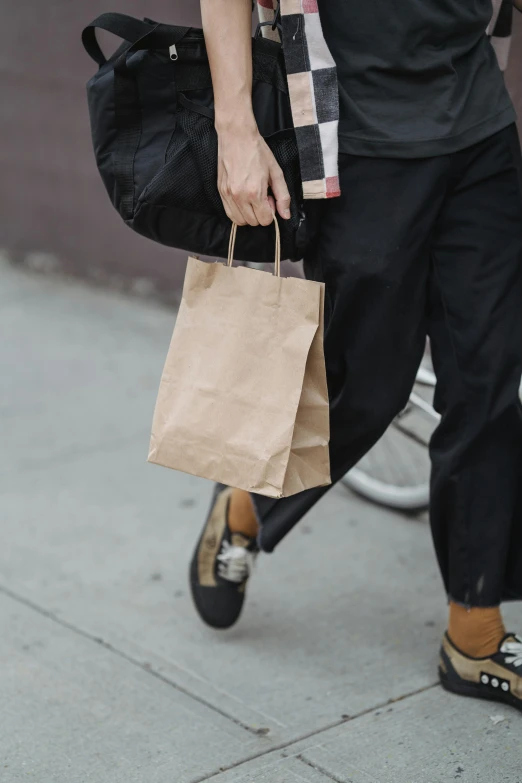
319, 0, 515, 157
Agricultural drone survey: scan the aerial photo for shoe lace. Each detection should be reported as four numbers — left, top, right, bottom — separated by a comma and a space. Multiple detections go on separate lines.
500, 635, 522, 667
217, 541, 256, 584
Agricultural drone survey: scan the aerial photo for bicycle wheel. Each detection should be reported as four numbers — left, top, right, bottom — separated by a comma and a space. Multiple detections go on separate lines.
342, 360, 439, 512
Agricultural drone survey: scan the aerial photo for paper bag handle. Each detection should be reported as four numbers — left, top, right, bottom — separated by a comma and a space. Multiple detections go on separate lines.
227, 218, 281, 277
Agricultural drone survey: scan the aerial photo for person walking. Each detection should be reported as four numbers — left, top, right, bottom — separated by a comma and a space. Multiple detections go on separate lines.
190, 0, 522, 712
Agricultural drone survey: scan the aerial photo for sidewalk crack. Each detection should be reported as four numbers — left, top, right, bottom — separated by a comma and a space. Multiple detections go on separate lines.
0, 582, 259, 735
297, 755, 346, 783
0, 581, 439, 783
190, 682, 439, 782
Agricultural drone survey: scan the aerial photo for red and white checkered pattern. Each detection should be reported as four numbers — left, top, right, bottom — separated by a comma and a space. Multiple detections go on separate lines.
257, 0, 340, 200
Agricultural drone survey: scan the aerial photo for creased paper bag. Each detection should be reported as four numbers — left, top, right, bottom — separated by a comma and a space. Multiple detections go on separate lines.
148, 221, 330, 498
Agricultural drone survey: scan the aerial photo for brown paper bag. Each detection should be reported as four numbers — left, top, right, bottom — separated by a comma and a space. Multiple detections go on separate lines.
148, 220, 331, 498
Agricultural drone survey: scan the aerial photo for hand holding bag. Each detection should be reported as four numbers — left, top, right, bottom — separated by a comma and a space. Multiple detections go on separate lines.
82, 12, 306, 262
148, 220, 331, 498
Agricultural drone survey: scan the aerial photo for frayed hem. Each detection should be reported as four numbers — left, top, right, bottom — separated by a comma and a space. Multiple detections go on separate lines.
447, 594, 501, 610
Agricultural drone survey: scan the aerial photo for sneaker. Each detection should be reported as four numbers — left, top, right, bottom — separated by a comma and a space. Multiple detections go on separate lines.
439, 632, 522, 713
189, 485, 258, 629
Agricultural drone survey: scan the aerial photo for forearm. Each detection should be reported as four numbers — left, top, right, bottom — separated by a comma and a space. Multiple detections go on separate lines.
200, 0, 290, 225
200, 0, 257, 136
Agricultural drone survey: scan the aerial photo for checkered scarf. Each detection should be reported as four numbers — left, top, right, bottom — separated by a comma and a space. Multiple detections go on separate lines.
489, 0, 515, 69
256, 0, 516, 201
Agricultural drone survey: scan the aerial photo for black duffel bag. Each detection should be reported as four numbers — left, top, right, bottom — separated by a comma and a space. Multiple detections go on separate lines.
82, 13, 307, 262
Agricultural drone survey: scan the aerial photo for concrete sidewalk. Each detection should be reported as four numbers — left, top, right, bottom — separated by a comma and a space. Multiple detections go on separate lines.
1, 257, 520, 783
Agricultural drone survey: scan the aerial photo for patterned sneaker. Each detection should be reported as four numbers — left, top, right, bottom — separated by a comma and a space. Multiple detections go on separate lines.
439, 632, 522, 713
189, 486, 258, 629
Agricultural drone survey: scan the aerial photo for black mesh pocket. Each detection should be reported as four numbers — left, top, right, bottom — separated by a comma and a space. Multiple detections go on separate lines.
136, 97, 304, 261
174, 107, 227, 214
137, 105, 225, 216
138, 100, 302, 221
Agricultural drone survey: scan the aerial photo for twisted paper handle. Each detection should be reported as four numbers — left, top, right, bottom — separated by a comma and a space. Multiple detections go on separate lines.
227, 218, 281, 277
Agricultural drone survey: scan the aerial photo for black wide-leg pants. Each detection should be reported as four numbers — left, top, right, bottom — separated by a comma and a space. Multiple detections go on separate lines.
253, 124, 522, 607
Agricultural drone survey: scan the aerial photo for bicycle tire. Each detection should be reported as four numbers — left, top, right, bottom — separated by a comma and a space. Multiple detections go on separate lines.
342, 469, 430, 511
341, 366, 521, 513
342, 354, 437, 512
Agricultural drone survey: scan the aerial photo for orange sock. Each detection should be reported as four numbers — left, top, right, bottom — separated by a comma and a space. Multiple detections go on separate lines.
228, 488, 259, 539
448, 601, 506, 658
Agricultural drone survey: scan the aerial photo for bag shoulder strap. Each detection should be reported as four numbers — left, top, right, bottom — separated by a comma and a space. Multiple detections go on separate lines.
82, 12, 190, 66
